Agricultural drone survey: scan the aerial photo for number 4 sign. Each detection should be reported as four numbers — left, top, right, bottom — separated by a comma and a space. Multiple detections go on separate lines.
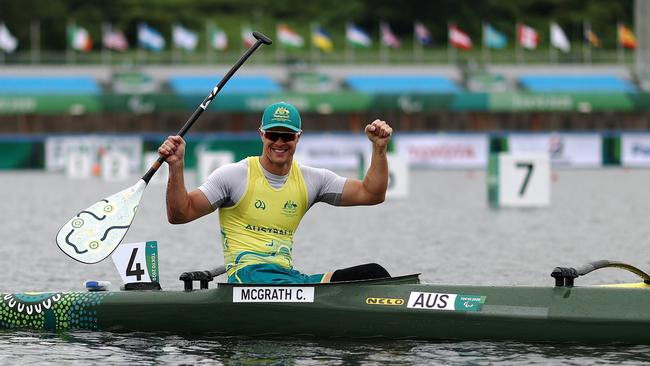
111, 241, 159, 285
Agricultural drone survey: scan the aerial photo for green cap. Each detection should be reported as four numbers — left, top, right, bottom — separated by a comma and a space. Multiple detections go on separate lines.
261, 102, 302, 132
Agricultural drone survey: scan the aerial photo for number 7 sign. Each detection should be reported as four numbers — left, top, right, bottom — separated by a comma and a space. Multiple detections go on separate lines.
488, 153, 550, 207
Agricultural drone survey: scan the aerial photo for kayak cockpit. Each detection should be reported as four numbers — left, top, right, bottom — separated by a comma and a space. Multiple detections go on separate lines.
179, 265, 420, 291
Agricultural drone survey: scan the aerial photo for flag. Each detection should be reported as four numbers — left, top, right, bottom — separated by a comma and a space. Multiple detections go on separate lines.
312, 25, 333, 52
68, 24, 92, 52
517, 23, 538, 50
414, 22, 432, 46
550, 22, 570, 53
241, 25, 256, 48
346, 23, 371, 48
0, 23, 17, 53
618, 23, 636, 49
277, 23, 304, 48
448, 24, 472, 50
483, 23, 506, 49
583, 24, 601, 47
138, 23, 165, 51
209, 25, 228, 50
380, 22, 401, 48
102, 25, 128, 51
172, 24, 198, 51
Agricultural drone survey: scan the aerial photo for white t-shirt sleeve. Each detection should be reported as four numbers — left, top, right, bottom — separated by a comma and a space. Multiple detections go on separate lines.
198, 159, 248, 209
300, 164, 347, 207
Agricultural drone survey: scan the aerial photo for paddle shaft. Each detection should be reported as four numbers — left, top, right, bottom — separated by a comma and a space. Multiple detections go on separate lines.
142, 31, 272, 183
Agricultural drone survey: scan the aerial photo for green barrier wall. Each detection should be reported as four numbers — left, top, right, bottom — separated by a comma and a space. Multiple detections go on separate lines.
176, 92, 375, 113
488, 92, 635, 112
602, 135, 622, 166
0, 141, 44, 169
0, 92, 646, 114
0, 95, 101, 114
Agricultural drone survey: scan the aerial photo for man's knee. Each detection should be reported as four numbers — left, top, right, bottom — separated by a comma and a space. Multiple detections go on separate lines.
329, 263, 390, 282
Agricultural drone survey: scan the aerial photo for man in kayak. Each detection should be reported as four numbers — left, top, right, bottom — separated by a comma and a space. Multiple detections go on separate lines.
158, 101, 392, 284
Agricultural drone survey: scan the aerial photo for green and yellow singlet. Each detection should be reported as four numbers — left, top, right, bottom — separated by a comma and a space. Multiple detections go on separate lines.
219, 157, 308, 277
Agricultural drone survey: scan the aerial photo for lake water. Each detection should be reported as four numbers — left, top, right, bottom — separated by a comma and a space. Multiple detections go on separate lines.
1, 169, 650, 364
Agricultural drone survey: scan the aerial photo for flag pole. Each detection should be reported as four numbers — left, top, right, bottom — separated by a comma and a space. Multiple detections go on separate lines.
310, 22, 316, 64
447, 22, 452, 64
481, 21, 487, 64
379, 22, 385, 64
412, 22, 417, 63
549, 22, 552, 63
583, 21, 591, 65
136, 24, 144, 65
101, 23, 109, 65
0, 35, 4, 64
66, 20, 71, 64
516, 22, 522, 64
549, 22, 556, 64
0, 24, 5, 64
617, 21, 623, 64
240, 23, 245, 55
30, 21, 40, 64
345, 23, 352, 64
172, 24, 179, 65
274, 24, 283, 63
309, 22, 315, 63
205, 21, 210, 64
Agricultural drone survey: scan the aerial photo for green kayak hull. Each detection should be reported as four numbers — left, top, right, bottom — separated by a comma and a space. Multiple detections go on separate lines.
2, 275, 650, 344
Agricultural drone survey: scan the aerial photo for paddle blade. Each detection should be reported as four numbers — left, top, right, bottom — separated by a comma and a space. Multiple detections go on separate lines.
56, 180, 147, 264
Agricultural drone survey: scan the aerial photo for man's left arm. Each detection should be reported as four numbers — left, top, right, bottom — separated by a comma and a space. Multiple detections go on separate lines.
339, 119, 392, 206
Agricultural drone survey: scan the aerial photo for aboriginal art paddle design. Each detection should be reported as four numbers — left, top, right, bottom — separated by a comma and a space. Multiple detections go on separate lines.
0, 291, 111, 331
56, 180, 146, 264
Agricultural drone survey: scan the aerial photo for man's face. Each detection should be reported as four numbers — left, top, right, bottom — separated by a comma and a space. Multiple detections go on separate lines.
259, 127, 301, 165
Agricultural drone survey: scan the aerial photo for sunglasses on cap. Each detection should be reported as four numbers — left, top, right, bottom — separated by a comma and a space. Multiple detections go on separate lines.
262, 130, 300, 142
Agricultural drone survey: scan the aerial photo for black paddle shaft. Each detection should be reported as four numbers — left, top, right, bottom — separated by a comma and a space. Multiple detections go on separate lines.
142, 31, 273, 183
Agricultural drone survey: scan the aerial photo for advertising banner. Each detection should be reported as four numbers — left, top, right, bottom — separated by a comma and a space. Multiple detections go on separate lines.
395, 134, 488, 169
295, 134, 370, 170
489, 92, 634, 112
621, 133, 650, 167
45, 135, 142, 173
508, 133, 602, 168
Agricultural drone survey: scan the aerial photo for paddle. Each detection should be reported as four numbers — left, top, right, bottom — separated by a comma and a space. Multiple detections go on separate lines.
56, 32, 273, 264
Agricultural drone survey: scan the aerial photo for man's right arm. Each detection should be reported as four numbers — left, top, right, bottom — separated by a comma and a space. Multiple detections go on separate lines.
159, 135, 214, 224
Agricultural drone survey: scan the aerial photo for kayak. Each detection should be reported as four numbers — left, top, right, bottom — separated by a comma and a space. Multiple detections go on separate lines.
1, 260, 650, 344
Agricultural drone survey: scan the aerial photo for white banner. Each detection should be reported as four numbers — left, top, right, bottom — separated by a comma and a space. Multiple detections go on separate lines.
295, 134, 371, 170
621, 134, 650, 167
46, 136, 142, 173
396, 134, 488, 169
508, 133, 601, 168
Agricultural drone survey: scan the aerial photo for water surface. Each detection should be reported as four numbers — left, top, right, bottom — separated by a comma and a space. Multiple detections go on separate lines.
1, 169, 649, 364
